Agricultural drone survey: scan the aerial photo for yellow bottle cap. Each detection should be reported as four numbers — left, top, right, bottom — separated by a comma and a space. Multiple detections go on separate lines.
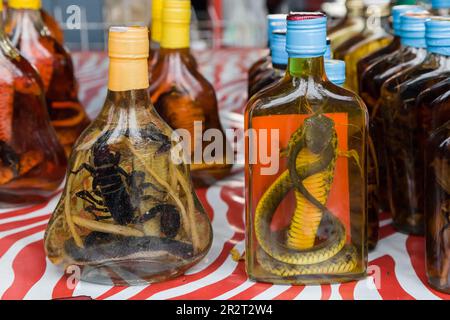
0, 1, 3, 11
151, 0, 164, 43
8, 0, 42, 10
108, 26, 150, 91
109, 26, 150, 59
161, 0, 191, 49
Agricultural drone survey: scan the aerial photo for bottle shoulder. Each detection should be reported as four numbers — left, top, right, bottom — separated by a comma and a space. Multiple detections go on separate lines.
149, 52, 217, 102
246, 78, 368, 119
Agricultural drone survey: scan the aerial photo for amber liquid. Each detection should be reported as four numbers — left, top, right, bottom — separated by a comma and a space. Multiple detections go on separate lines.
0, 34, 66, 207
246, 57, 368, 285
40, 9, 64, 45
381, 53, 450, 235
425, 122, 450, 294
149, 48, 232, 186
248, 64, 285, 98
6, 9, 90, 156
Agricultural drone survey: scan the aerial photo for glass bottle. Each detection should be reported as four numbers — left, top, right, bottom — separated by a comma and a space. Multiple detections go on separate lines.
429, 79, 450, 131
5, 0, 91, 157
425, 121, 450, 294
381, 17, 450, 235
44, 26, 212, 286
248, 14, 287, 93
0, 1, 66, 207
328, 0, 366, 51
334, 0, 393, 92
360, 12, 430, 221
248, 30, 287, 99
357, 5, 425, 91
430, 0, 450, 16
149, 0, 232, 186
245, 13, 368, 285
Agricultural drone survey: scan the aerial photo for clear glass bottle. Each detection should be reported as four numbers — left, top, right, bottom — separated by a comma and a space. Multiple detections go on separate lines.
0, 0, 66, 207
44, 26, 212, 286
245, 13, 368, 285
360, 12, 429, 221
380, 17, 450, 235
328, 0, 366, 51
425, 121, 450, 294
334, 0, 393, 92
149, 0, 231, 186
248, 30, 287, 99
248, 14, 287, 93
5, 0, 91, 156
357, 5, 424, 92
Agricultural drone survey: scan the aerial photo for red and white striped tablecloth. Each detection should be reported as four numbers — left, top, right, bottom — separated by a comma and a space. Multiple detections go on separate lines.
0, 49, 449, 300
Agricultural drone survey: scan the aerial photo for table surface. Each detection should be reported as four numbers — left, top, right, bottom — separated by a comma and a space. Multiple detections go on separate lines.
0, 49, 449, 300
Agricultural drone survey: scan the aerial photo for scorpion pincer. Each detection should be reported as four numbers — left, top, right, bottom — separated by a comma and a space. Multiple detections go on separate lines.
71, 126, 180, 238
255, 114, 357, 276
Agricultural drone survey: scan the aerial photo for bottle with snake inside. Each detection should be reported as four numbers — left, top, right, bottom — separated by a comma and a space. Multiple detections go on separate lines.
5, 0, 90, 156
245, 13, 368, 285
44, 26, 212, 285
0, 0, 66, 206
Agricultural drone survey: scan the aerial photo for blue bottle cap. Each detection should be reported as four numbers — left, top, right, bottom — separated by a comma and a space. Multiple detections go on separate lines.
325, 59, 346, 86
286, 12, 327, 58
400, 12, 430, 48
271, 30, 288, 66
324, 39, 332, 59
431, 0, 450, 9
426, 17, 450, 56
392, 5, 424, 36
267, 14, 287, 44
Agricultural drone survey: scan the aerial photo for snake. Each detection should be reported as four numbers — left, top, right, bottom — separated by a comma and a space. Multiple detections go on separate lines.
255, 114, 358, 277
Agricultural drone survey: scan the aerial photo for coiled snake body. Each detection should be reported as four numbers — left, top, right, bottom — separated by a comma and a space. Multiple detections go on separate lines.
255, 114, 357, 277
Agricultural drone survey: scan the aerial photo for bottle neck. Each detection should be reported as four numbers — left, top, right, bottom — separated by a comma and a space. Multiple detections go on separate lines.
105, 89, 151, 109
108, 57, 149, 92
364, 5, 390, 32
288, 56, 326, 82
6, 8, 46, 40
347, 1, 364, 17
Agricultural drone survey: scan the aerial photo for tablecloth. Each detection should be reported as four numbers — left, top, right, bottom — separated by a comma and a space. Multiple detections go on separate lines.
0, 49, 449, 300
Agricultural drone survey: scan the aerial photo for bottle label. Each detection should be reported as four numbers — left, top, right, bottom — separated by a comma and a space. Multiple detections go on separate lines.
248, 113, 352, 239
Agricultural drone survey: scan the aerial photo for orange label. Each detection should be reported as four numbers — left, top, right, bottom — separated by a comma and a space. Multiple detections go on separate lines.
247, 113, 351, 239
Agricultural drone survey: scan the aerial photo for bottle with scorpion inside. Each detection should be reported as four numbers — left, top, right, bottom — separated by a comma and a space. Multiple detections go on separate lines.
0, 0, 66, 207
425, 121, 450, 294
44, 26, 212, 285
245, 13, 368, 284
149, 0, 231, 186
5, 0, 90, 156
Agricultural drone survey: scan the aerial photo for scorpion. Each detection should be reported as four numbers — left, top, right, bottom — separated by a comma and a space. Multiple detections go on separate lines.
71, 125, 181, 239
255, 114, 358, 276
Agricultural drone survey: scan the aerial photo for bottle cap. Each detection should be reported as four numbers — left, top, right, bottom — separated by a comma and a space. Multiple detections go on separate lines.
286, 12, 327, 58
431, 0, 450, 9
109, 26, 149, 59
268, 14, 287, 41
363, 0, 390, 7
325, 60, 346, 86
161, 0, 191, 49
426, 17, 450, 56
392, 5, 424, 36
271, 30, 288, 66
108, 26, 150, 91
8, 0, 41, 9
400, 12, 430, 48
151, 0, 164, 43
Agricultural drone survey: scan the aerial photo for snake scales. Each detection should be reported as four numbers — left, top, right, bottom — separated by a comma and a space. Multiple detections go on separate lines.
255, 114, 357, 277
